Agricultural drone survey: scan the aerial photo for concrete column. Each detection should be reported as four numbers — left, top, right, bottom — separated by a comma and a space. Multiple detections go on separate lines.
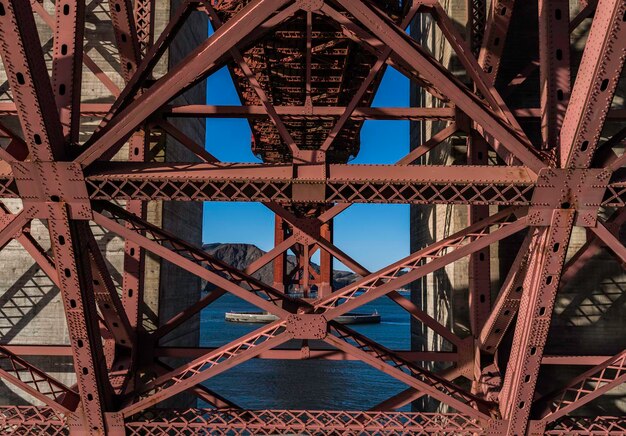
409, 0, 626, 415
0, 0, 205, 407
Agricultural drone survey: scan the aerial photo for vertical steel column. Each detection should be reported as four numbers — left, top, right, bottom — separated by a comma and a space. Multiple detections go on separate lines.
319, 219, 333, 298
471, 0, 507, 397
122, 131, 148, 331
300, 243, 311, 297
289, 243, 311, 297
109, 0, 147, 334
477, 0, 516, 86
499, 210, 574, 435
273, 215, 287, 292
467, 133, 491, 396
538, 0, 570, 149
0, 3, 116, 432
305, 9, 313, 105
51, 0, 85, 144
109, 0, 141, 82
134, 0, 155, 56
48, 212, 115, 434
559, 0, 626, 167
0, 0, 64, 161
467, 0, 487, 57
467, 134, 491, 335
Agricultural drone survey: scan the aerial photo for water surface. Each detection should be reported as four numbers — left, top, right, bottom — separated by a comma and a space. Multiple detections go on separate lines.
200, 293, 412, 410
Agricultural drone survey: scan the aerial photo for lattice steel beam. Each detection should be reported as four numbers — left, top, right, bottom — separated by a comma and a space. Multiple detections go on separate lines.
82, 163, 536, 205
537, 349, 626, 426
124, 408, 485, 434
134, 0, 155, 55
0, 346, 79, 413
0, 406, 67, 434
543, 416, 626, 435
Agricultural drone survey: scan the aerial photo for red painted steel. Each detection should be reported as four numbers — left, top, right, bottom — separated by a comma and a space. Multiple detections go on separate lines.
51, 0, 84, 144
537, 350, 626, 425
538, 0, 570, 150
0, 0, 623, 434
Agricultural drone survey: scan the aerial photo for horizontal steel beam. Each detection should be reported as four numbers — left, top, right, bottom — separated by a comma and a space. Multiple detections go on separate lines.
2, 162, 622, 207
2, 104, 625, 121
0, 345, 609, 365
0, 103, 111, 117
124, 408, 485, 434
83, 163, 536, 205
85, 163, 536, 184
154, 347, 458, 361
538, 350, 626, 424
166, 105, 456, 120
543, 416, 626, 435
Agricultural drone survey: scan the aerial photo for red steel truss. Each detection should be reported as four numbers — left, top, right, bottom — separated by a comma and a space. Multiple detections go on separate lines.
0, 0, 623, 434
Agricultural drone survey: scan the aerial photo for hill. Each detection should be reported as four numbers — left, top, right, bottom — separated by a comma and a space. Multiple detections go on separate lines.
201, 243, 359, 291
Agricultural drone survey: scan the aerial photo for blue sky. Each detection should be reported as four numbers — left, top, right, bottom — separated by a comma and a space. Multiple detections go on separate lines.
202, 59, 411, 271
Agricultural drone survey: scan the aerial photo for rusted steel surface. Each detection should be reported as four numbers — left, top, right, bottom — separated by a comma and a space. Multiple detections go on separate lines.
213, 0, 408, 163
0, 0, 623, 434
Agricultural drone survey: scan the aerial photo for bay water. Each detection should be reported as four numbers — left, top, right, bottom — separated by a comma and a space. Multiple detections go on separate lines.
199, 292, 411, 410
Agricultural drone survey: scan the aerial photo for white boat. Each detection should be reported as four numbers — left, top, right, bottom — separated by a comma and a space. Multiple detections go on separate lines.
225, 310, 381, 325
225, 312, 279, 323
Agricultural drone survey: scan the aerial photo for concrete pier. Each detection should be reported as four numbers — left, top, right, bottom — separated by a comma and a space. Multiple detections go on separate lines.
410, 0, 626, 414
0, 1, 205, 406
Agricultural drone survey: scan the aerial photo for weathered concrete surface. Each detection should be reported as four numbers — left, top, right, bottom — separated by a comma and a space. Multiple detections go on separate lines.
410, 0, 626, 414
0, 0, 205, 407
410, 4, 474, 413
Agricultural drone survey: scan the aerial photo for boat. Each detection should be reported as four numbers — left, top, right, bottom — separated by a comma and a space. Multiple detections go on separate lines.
336, 311, 381, 324
225, 310, 381, 325
224, 312, 280, 323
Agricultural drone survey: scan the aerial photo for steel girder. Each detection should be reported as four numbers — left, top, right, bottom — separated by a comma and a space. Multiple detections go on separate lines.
0, 0, 623, 434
